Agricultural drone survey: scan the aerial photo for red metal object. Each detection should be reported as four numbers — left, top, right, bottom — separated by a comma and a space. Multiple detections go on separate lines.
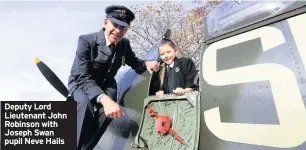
147, 104, 184, 144
155, 116, 171, 134
147, 104, 159, 117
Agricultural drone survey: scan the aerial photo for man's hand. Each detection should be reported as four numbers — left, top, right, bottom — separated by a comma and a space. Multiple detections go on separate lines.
145, 61, 160, 72
99, 95, 124, 118
173, 87, 186, 96
156, 90, 164, 98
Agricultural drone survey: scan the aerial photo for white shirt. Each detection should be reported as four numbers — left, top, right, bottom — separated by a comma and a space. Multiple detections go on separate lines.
169, 61, 174, 68
104, 31, 117, 48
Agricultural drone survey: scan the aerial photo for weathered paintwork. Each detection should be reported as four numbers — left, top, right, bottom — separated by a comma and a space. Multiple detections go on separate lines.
133, 92, 200, 150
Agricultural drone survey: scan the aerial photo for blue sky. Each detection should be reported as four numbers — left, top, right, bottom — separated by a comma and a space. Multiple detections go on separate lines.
0, 1, 198, 101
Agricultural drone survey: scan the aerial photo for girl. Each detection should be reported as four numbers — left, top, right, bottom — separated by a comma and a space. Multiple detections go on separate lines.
155, 39, 198, 98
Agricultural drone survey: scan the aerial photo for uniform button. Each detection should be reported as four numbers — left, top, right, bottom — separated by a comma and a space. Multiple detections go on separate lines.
93, 63, 99, 68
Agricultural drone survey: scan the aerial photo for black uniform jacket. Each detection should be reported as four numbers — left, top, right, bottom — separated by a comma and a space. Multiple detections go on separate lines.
150, 57, 197, 94
68, 29, 147, 101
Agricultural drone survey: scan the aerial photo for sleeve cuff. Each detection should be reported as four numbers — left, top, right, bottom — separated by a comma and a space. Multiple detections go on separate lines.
96, 94, 106, 103
143, 60, 147, 69
85, 86, 105, 101
185, 82, 195, 89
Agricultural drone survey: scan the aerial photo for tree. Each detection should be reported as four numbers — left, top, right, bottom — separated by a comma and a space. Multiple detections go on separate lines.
171, 7, 204, 67
192, 0, 224, 13
126, 1, 187, 56
126, 0, 223, 68
180, 0, 224, 67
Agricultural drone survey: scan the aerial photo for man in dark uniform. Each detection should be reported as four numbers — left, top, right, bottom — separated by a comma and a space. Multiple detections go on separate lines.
67, 5, 160, 150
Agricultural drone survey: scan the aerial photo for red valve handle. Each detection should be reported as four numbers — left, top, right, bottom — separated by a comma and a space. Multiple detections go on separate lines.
147, 104, 184, 144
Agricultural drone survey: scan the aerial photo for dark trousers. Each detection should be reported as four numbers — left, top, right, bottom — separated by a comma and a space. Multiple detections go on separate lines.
73, 88, 116, 150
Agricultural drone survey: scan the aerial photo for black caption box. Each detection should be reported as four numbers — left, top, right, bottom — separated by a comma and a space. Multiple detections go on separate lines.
1, 101, 76, 150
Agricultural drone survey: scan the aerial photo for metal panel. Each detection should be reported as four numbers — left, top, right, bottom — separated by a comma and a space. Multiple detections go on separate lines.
200, 13, 306, 150
133, 92, 200, 150
205, 2, 306, 44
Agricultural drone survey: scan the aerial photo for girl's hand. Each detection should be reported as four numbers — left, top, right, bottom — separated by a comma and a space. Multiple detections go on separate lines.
173, 87, 185, 96
156, 90, 164, 98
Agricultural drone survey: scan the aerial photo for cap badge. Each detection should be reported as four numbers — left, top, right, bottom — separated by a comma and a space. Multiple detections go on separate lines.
120, 9, 126, 18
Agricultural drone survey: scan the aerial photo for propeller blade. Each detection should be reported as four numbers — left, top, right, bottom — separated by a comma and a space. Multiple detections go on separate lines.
35, 57, 69, 98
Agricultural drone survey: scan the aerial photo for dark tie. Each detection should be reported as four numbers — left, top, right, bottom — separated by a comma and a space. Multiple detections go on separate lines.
109, 44, 116, 64
166, 65, 170, 71
166, 65, 171, 79
109, 44, 115, 52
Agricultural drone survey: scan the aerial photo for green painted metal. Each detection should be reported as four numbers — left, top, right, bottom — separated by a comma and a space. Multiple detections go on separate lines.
132, 91, 200, 150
